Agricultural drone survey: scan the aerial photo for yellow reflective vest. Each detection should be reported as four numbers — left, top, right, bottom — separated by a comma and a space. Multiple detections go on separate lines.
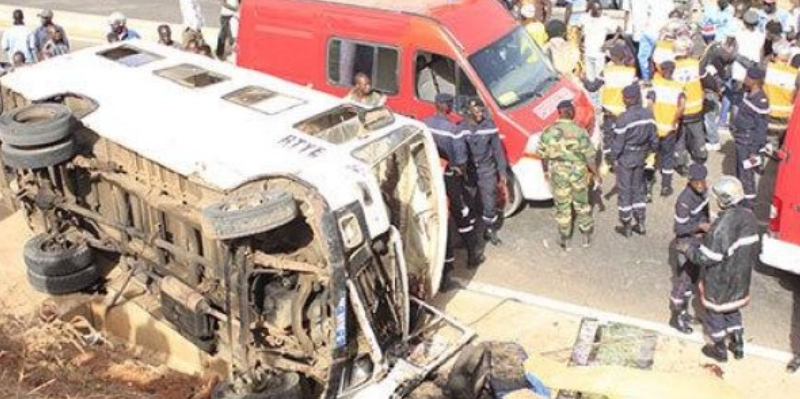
653, 40, 676, 70
600, 64, 637, 116
673, 58, 704, 117
764, 61, 798, 120
652, 75, 684, 137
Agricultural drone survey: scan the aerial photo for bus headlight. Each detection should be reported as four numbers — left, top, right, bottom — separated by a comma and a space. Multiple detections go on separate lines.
339, 212, 363, 249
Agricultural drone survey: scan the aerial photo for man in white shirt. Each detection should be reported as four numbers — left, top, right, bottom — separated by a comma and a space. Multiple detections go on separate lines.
179, 0, 205, 47
582, 1, 615, 81
1, 9, 35, 63
637, 0, 675, 82
216, 0, 240, 60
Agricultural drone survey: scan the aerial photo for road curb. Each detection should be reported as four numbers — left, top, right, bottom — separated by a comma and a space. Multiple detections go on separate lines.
454, 278, 795, 364
0, 4, 219, 46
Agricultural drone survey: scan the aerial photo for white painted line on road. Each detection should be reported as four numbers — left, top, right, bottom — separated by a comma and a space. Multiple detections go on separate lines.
454, 278, 795, 364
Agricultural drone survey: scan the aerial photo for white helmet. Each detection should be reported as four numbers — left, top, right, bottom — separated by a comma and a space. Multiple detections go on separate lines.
712, 175, 745, 208
520, 4, 536, 19
109, 11, 126, 26
674, 38, 693, 57
774, 40, 791, 60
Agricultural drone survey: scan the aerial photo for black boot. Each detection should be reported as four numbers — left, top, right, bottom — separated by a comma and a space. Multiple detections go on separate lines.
632, 222, 646, 236
669, 310, 693, 334
788, 354, 800, 373
702, 341, 728, 362
728, 330, 744, 360
558, 233, 571, 251
615, 222, 632, 238
465, 232, 485, 269
485, 228, 502, 246
582, 229, 593, 248
660, 186, 674, 197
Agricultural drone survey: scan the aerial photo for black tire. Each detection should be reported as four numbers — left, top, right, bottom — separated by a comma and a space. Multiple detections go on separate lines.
26, 264, 101, 295
0, 104, 73, 147
24, 234, 93, 277
202, 190, 298, 240
503, 171, 524, 218
1, 138, 76, 170
212, 373, 302, 399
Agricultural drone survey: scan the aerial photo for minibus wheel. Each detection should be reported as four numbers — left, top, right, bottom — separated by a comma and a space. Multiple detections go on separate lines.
0, 138, 76, 170
202, 190, 299, 240
26, 264, 101, 295
24, 233, 94, 277
0, 103, 73, 147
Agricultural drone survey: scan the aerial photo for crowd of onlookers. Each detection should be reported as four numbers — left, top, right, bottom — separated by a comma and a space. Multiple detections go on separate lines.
1, 0, 240, 73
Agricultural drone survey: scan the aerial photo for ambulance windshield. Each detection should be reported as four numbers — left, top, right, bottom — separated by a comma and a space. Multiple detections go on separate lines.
469, 27, 559, 110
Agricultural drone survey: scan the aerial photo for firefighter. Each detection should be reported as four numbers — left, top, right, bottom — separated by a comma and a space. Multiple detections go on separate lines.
764, 40, 800, 147
423, 94, 484, 285
673, 37, 708, 173
582, 44, 638, 168
732, 66, 770, 210
669, 163, 710, 334
458, 98, 508, 246
611, 84, 658, 237
680, 176, 759, 362
648, 61, 686, 197
536, 100, 600, 251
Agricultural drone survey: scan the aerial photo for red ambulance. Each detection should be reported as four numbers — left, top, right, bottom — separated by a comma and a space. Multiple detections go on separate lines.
237, 0, 596, 215
762, 97, 800, 274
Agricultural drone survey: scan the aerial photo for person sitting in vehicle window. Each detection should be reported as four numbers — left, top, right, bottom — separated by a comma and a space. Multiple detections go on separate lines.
344, 73, 387, 108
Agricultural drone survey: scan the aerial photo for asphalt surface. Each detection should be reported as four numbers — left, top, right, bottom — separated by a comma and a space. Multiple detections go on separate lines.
455, 133, 800, 353
3, 0, 221, 27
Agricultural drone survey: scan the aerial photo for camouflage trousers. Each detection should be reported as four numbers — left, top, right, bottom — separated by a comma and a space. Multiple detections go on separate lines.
551, 165, 593, 237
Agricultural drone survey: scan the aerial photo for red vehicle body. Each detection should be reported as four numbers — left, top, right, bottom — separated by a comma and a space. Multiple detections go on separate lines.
237, 0, 596, 213
762, 100, 800, 274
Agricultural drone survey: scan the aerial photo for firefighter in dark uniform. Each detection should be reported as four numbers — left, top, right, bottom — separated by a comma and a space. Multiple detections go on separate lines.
669, 163, 710, 334
732, 66, 770, 210
458, 98, 508, 246
611, 84, 658, 238
423, 94, 484, 285
681, 176, 759, 362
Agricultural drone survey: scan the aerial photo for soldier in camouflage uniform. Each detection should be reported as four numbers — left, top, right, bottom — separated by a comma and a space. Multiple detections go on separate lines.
537, 101, 601, 250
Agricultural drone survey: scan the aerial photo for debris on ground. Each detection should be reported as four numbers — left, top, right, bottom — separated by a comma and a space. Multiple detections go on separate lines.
0, 306, 215, 399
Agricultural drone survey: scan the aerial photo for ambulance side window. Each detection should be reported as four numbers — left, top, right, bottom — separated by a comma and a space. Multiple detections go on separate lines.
414, 51, 477, 103
327, 38, 399, 94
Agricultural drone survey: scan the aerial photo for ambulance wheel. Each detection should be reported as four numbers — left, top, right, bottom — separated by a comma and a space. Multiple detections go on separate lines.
1, 138, 76, 170
202, 190, 299, 240
503, 172, 523, 218
0, 103, 73, 147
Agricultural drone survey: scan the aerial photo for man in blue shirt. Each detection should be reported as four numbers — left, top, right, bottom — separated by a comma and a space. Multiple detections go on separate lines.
32, 10, 69, 60
758, 0, 794, 35
701, 0, 735, 42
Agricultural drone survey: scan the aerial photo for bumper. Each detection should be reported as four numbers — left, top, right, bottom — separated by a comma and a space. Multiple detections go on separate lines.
513, 159, 552, 201
760, 234, 800, 274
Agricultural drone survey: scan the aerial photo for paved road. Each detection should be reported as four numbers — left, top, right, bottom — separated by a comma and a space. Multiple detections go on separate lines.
2, 0, 221, 27
455, 135, 800, 353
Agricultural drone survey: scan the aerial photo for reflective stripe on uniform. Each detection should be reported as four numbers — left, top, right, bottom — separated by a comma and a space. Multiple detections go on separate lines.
691, 199, 709, 215
727, 234, 759, 256
614, 119, 656, 134
700, 245, 724, 261
430, 127, 467, 139
674, 215, 690, 223
743, 97, 770, 115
